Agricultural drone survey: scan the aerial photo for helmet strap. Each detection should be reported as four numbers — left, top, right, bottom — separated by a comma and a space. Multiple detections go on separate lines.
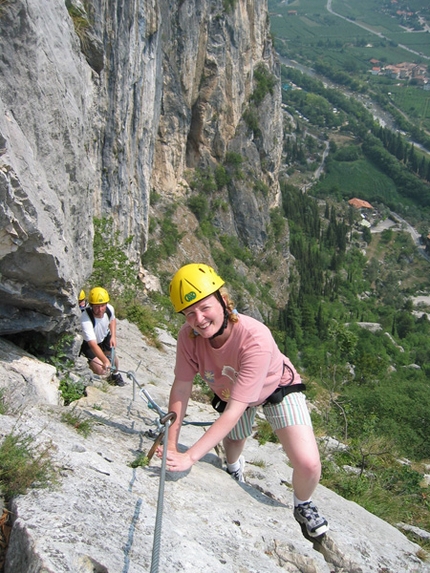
211, 291, 229, 339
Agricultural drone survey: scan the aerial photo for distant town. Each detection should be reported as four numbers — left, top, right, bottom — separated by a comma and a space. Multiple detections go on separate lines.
369, 59, 430, 90
385, 0, 430, 34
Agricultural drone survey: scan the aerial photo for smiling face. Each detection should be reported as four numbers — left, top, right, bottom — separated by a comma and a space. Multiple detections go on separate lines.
182, 294, 226, 339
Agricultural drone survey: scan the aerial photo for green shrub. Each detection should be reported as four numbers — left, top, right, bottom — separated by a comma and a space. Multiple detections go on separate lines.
91, 217, 139, 300
214, 165, 230, 189
199, 219, 216, 239
129, 452, 149, 468
59, 375, 87, 406
243, 107, 261, 137
124, 303, 162, 348
150, 189, 161, 205
187, 194, 209, 221
334, 145, 361, 162
224, 152, 244, 180
251, 65, 277, 106
0, 432, 57, 499
219, 235, 254, 266
61, 408, 93, 437
66, 3, 90, 47
189, 167, 217, 194
142, 212, 183, 270
270, 207, 285, 239
225, 152, 243, 167
254, 180, 269, 198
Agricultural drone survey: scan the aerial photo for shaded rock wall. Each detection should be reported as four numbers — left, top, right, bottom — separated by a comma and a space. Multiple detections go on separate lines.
0, 0, 95, 335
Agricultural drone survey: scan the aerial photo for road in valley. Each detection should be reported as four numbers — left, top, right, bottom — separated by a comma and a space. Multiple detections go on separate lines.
326, 0, 430, 62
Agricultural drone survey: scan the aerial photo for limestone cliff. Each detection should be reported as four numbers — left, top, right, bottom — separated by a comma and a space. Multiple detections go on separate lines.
0, 0, 282, 337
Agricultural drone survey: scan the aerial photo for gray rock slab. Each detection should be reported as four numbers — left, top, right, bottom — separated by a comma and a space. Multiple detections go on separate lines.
2, 319, 430, 572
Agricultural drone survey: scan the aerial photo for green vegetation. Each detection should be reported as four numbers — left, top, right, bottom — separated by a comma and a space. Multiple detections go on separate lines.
66, 3, 91, 48
129, 452, 149, 469
61, 408, 93, 437
191, 373, 213, 403
59, 375, 87, 406
0, 388, 6, 416
317, 156, 400, 202
0, 431, 57, 499
268, 178, 430, 540
254, 418, 280, 446
142, 207, 184, 271
280, 64, 430, 226
94, 216, 182, 342
91, 217, 140, 299
124, 303, 164, 349
251, 64, 278, 106
243, 106, 261, 138
322, 450, 430, 544
44, 333, 87, 405
222, 0, 237, 13
250, 459, 266, 468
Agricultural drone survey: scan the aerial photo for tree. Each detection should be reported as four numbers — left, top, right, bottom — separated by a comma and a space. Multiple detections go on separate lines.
395, 311, 415, 339
362, 226, 371, 244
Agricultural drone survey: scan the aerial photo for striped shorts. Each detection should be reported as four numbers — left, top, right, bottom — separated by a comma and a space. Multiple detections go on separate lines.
227, 392, 312, 441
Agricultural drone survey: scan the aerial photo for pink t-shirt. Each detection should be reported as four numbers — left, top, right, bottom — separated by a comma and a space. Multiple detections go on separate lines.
174, 313, 301, 407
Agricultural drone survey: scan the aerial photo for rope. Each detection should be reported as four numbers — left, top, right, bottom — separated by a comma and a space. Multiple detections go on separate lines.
150, 412, 176, 573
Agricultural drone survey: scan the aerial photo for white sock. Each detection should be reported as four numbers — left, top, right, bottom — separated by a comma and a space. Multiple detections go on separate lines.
227, 459, 241, 473
294, 494, 312, 507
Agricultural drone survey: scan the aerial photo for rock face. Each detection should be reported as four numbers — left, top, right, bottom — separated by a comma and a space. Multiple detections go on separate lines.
0, 0, 282, 336
0, 0, 95, 335
2, 320, 430, 573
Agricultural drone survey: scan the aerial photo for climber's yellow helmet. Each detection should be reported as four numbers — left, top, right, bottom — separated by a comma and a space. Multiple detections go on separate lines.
88, 287, 110, 305
169, 263, 225, 313
78, 289, 86, 301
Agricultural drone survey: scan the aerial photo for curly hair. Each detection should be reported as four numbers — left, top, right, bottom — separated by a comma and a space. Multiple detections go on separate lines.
220, 287, 239, 324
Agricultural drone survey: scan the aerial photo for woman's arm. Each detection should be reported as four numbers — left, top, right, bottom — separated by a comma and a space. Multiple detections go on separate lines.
161, 398, 248, 472
166, 377, 194, 450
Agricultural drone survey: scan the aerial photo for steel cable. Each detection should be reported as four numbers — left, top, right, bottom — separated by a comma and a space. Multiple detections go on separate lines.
150, 413, 176, 573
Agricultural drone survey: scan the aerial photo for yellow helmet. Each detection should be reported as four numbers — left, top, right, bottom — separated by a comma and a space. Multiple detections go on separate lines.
78, 289, 86, 301
169, 263, 225, 313
88, 287, 110, 305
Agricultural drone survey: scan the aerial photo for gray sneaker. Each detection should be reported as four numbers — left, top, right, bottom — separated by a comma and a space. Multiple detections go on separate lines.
226, 455, 245, 482
294, 501, 329, 537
